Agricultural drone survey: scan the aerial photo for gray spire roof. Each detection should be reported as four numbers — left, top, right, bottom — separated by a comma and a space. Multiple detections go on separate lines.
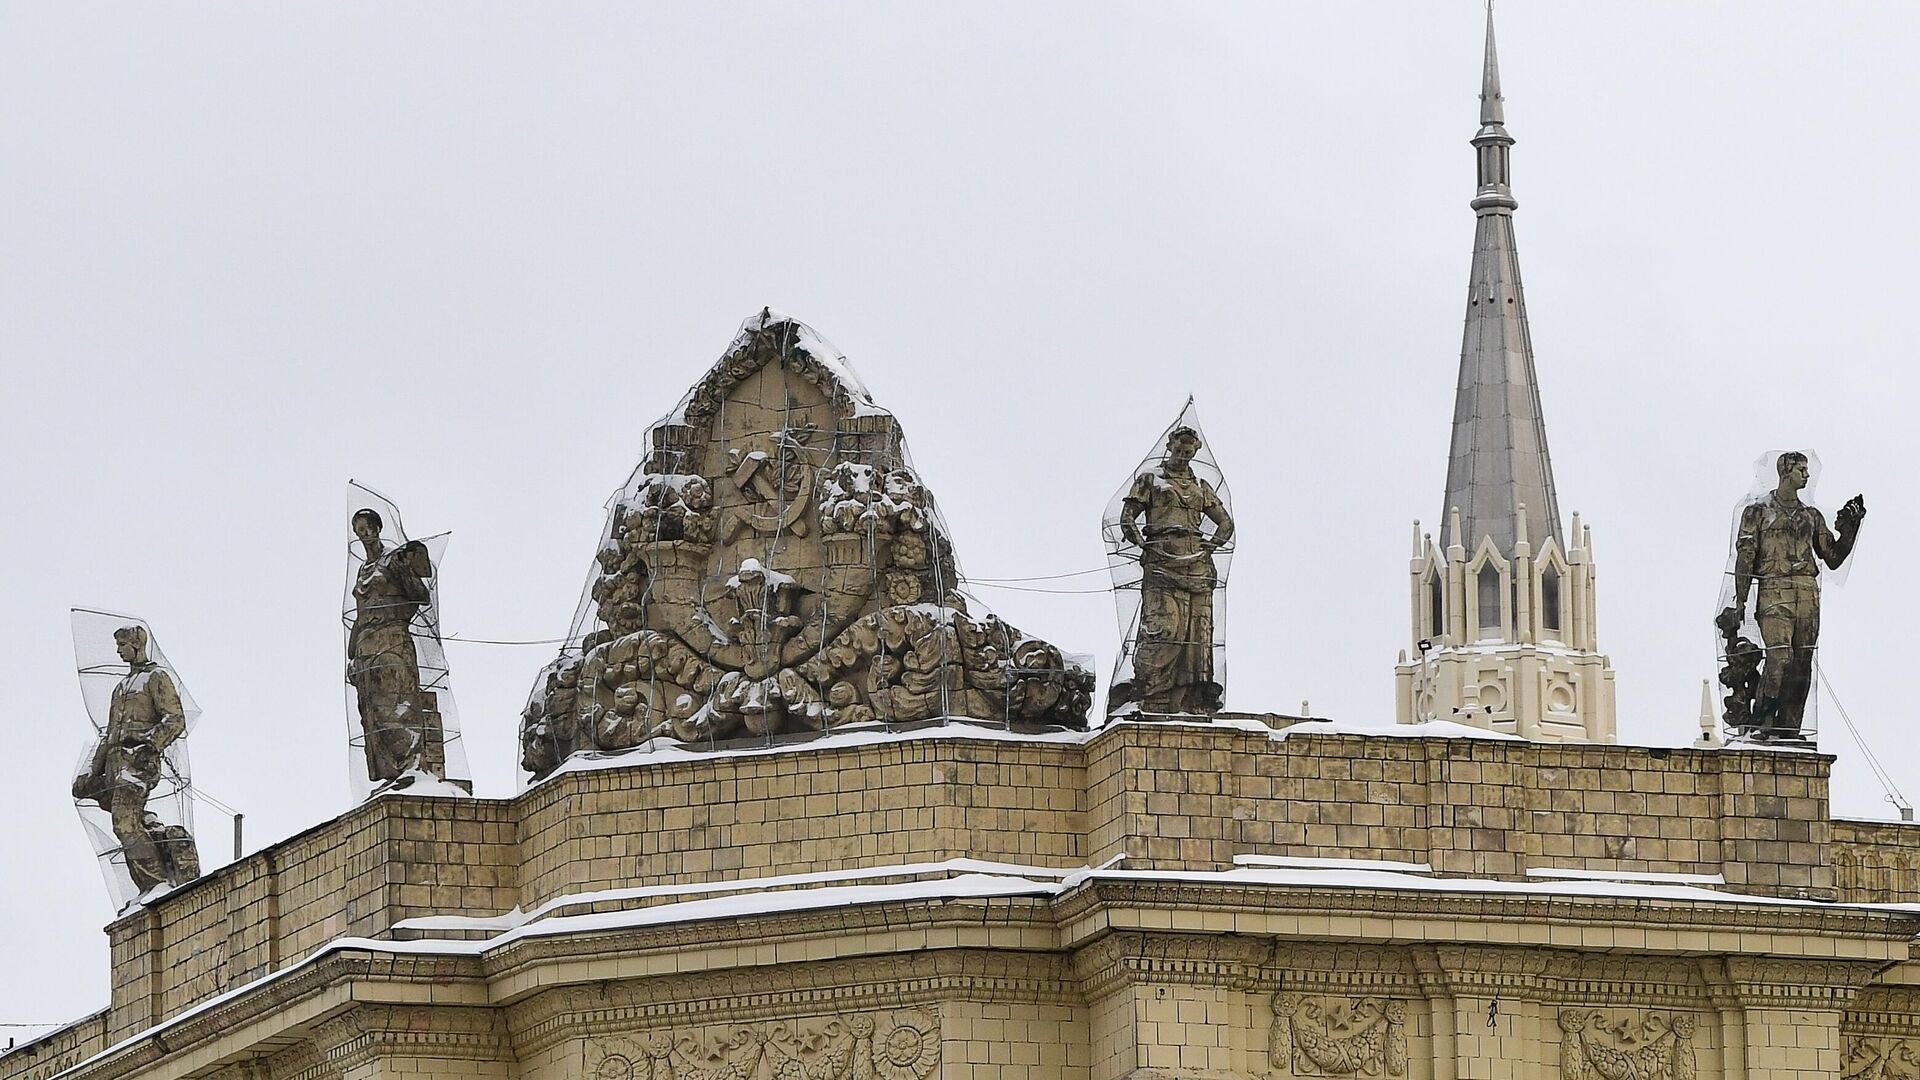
1442, 3, 1562, 555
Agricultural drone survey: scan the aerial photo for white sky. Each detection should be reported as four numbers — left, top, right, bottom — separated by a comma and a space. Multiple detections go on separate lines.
5, 2, 1919, 1029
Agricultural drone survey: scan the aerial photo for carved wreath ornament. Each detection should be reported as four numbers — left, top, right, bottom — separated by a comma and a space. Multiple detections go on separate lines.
1557, 1009, 1697, 1080
1268, 993, 1408, 1077
585, 1011, 940, 1080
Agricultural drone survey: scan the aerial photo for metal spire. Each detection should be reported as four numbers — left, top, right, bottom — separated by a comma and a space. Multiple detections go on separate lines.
1441, 2, 1562, 556
1480, 1, 1504, 127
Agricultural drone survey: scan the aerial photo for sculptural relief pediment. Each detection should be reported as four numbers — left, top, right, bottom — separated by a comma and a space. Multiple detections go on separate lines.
520, 309, 1093, 780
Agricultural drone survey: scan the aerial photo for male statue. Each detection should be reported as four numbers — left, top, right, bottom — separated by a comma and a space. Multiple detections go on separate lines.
72, 625, 200, 892
1116, 426, 1234, 713
347, 507, 444, 786
1723, 451, 1865, 739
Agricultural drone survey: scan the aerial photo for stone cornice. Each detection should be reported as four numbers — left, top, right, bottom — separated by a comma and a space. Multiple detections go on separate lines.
49, 876, 1920, 1080
504, 949, 1070, 1057
1052, 877, 1920, 946
1848, 986, 1920, 1036
1069, 932, 1268, 999
1270, 943, 1420, 996
474, 894, 1059, 992
38, 952, 486, 1080
310, 1004, 508, 1073
1715, 955, 1890, 1009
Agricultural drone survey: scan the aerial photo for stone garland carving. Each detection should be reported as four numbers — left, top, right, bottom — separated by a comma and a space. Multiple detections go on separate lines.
519, 311, 1093, 780
585, 1010, 940, 1080
1845, 1037, 1920, 1080
1268, 993, 1407, 1078
1557, 1009, 1696, 1080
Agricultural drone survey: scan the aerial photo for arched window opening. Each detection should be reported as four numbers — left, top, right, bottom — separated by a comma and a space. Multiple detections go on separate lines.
1427, 568, 1445, 638
1541, 564, 1564, 637
1476, 563, 1503, 638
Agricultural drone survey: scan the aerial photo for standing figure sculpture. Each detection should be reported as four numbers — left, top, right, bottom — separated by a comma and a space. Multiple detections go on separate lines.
1105, 406, 1235, 717
71, 618, 201, 901
343, 492, 467, 794
1719, 451, 1864, 741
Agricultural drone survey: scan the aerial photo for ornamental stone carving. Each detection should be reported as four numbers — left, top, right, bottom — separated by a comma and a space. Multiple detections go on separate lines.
584, 1009, 939, 1080
1845, 1037, 1920, 1080
1268, 993, 1408, 1078
1557, 1009, 1697, 1080
519, 311, 1093, 780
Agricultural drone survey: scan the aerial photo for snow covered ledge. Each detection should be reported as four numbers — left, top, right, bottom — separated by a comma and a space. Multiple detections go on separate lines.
90, 711, 1841, 1048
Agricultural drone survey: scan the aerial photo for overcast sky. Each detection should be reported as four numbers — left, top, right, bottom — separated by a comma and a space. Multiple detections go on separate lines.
5, 2, 1920, 1029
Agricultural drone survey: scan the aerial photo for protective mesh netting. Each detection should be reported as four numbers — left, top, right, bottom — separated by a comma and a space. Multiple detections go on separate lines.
519, 309, 1094, 784
70, 609, 201, 910
342, 482, 470, 798
1101, 399, 1233, 718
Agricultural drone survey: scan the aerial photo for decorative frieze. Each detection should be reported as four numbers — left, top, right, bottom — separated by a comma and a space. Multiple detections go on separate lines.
310, 1004, 508, 1073
1843, 1036, 1920, 1080
506, 950, 1067, 1056
1556, 1010, 1697, 1080
1071, 931, 1268, 999
1268, 994, 1409, 1078
583, 1009, 940, 1080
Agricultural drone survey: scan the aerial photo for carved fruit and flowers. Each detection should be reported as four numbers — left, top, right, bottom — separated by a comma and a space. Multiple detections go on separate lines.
1269, 993, 1408, 1078
584, 1011, 940, 1080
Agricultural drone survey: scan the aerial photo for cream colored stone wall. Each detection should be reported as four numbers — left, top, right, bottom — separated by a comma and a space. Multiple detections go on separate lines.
29, 719, 1920, 1080
84, 722, 1862, 1043
0, 1012, 106, 1080
1833, 817, 1920, 903
515, 738, 1086, 901
100, 795, 518, 1042
10, 907, 1920, 1080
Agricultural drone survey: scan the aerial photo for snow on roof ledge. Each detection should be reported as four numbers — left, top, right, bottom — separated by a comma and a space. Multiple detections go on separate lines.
529, 713, 1596, 787
43, 856, 1920, 1080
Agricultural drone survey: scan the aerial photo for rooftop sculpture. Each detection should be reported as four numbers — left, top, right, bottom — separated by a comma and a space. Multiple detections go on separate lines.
1103, 401, 1234, 718
1717, 450, 1865, 743
69, 612, 201, 908
343, 484, 469, 795
519, 309, 1093, 781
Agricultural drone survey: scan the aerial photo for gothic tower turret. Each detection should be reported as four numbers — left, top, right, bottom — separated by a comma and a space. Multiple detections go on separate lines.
1394, 7, 1617, 742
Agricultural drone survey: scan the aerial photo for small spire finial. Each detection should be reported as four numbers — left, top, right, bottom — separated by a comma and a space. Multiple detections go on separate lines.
1480, 1, 1504, 127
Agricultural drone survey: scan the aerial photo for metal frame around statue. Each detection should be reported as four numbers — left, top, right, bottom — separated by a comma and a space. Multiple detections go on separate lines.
1102, 399, 1235, 719
342, 482, 471, 797
70, 609, 202, 910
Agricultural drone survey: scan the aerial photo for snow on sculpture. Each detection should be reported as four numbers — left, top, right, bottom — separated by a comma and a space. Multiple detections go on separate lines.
343, 483, 470, 796
70, 610, 202, 909
518, 309, 1094, 782
1103, 400, 1234, 718
1715, 450, 1865, 744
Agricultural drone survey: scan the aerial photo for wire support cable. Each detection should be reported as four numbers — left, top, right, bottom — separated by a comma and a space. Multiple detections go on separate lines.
1818, 666, 1912, 817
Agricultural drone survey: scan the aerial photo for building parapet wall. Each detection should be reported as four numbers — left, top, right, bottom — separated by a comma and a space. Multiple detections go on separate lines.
93, 719, 1843, 1043
101, 795, 518, 1044
1834, 818, 1920, 903
0, 1012, 107, 1080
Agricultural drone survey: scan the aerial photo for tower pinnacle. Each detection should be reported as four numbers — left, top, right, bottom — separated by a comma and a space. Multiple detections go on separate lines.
1399, 6, 1614, 744
1480, 2, 1504, 127
1443, 1, 1556, 555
